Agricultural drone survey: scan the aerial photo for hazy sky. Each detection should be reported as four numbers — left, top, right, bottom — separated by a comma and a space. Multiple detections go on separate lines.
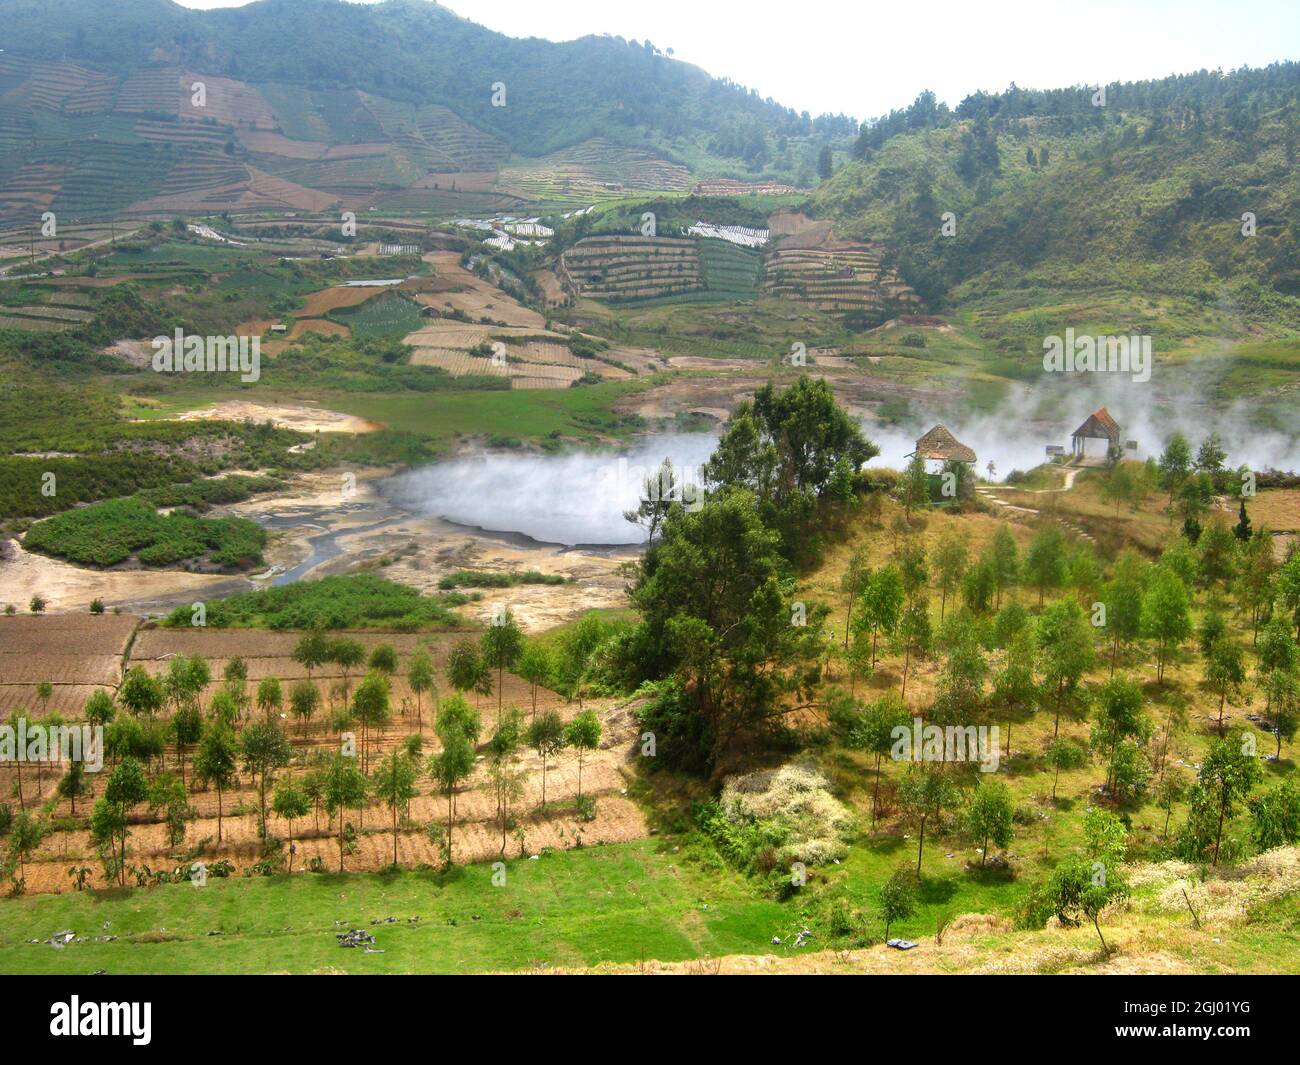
174, 0, 1300, 119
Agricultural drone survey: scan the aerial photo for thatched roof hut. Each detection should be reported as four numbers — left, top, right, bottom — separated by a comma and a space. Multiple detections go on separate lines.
911, 424, 976, 464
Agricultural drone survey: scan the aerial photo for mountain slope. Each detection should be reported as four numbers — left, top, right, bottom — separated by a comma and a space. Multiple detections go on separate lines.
0, 0, 836, 156
812, 68, 1300, 315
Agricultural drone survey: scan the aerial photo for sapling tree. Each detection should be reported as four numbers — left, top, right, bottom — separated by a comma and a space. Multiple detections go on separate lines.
352, 670, 392, 772
407, 647, 436, 734
148, 773, 193, 848
1141, 570, 1192, 683
272, 778, 310, 871
56, 758, 88, 815
1042, 854, 1128, 953
329, 638, 365, 704
368, 643, 399, 677
171, 702, 202, 788
839, 546, 871, 648
1036, 598, 1095, 737
291, 631, 330, 682
879, 865, 917, 939
899, 766, 958, 876
564, 709, 602, 801
1046, 737, 1087, 800
119, 666, 164, 719
516, 643, 551, 723
1197, 732, 1263, 865
241, 719, 291, 839
372, 751, 418, 866
1024, 525, 1067, 606
102, 757, 148, 884
965, 778, 1014, 867
991, 630, 1037, 758
255, 676, 283, 721
896, 597, 933, 698
194, 722, 237, 843
527, 710, 566, 807
323, 754, 367, 872
289, 679, 320, 734
932, 534, 967, 622
858, 565, 904, 670
481, 608, 524, 719
7, 810, 46, 884
428, 730, 475, 868
485, 711, 525, 855
1205, 637, 1246, 736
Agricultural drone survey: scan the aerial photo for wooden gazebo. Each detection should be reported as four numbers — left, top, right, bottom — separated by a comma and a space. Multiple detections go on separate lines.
1070, 406, 1121, 459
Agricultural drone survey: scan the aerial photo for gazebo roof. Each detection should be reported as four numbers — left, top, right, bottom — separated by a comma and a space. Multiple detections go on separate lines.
912, 424, 977, 463
1072, 406, 1121, 442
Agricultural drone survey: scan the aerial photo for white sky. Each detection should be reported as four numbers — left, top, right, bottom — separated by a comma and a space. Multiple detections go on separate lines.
174, 0, 1300, 119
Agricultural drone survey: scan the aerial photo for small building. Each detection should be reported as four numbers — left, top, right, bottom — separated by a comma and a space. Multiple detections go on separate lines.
1070, 406, 1121, 459
909, 424, 977, 471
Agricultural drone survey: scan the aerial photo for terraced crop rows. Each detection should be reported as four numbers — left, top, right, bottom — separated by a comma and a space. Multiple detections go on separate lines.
762, 244, 921, 314
560, 235, 703, 301
114, 67, 183, 116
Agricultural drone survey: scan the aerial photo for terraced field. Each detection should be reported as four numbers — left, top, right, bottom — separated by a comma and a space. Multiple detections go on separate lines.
697, 237, 763, 298
762, 242, 921, 315
498, 139, 690, 208
559, 235, 704, 302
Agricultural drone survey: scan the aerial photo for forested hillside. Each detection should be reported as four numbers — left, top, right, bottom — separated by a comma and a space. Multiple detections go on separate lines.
815, 66, 1300, 314
0, 0, 846, 160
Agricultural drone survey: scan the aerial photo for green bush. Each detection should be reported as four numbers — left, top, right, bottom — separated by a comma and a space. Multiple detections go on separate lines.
23, 497, 266, 569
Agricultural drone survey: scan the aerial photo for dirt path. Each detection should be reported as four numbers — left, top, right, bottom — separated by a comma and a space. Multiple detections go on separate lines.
975, 465, 1095, 541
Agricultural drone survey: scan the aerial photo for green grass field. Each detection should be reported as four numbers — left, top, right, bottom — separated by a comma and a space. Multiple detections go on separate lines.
0, 841, 786, 974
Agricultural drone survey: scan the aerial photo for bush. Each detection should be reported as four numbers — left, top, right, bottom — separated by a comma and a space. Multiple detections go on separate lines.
23, 497, 266, 569
700, 762, 856, 872
160, 573, 460, 630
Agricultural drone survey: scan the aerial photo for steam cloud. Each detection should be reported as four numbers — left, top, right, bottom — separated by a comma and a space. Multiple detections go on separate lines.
864, 372, 1300, 479
380, 368, 1297, 547
379, 434, 719, 546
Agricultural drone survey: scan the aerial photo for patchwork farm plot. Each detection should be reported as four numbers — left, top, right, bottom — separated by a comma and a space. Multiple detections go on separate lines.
2, 614, 646, 895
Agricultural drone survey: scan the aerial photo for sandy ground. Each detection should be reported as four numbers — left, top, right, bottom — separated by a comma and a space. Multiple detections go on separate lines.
226, 468, 632, 632
169, 400, 379, 435
3, 458, 633, 630
0, 536, 237, 616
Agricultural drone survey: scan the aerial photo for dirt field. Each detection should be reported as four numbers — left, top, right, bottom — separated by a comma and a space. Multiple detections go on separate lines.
417, 250, 548, 329
0, 613, 138, 715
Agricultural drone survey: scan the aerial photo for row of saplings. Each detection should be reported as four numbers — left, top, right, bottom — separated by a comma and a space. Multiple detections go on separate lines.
1, 635, 604, 895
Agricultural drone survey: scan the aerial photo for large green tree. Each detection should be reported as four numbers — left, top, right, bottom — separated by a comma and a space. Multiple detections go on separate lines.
628, 490, 827, 773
